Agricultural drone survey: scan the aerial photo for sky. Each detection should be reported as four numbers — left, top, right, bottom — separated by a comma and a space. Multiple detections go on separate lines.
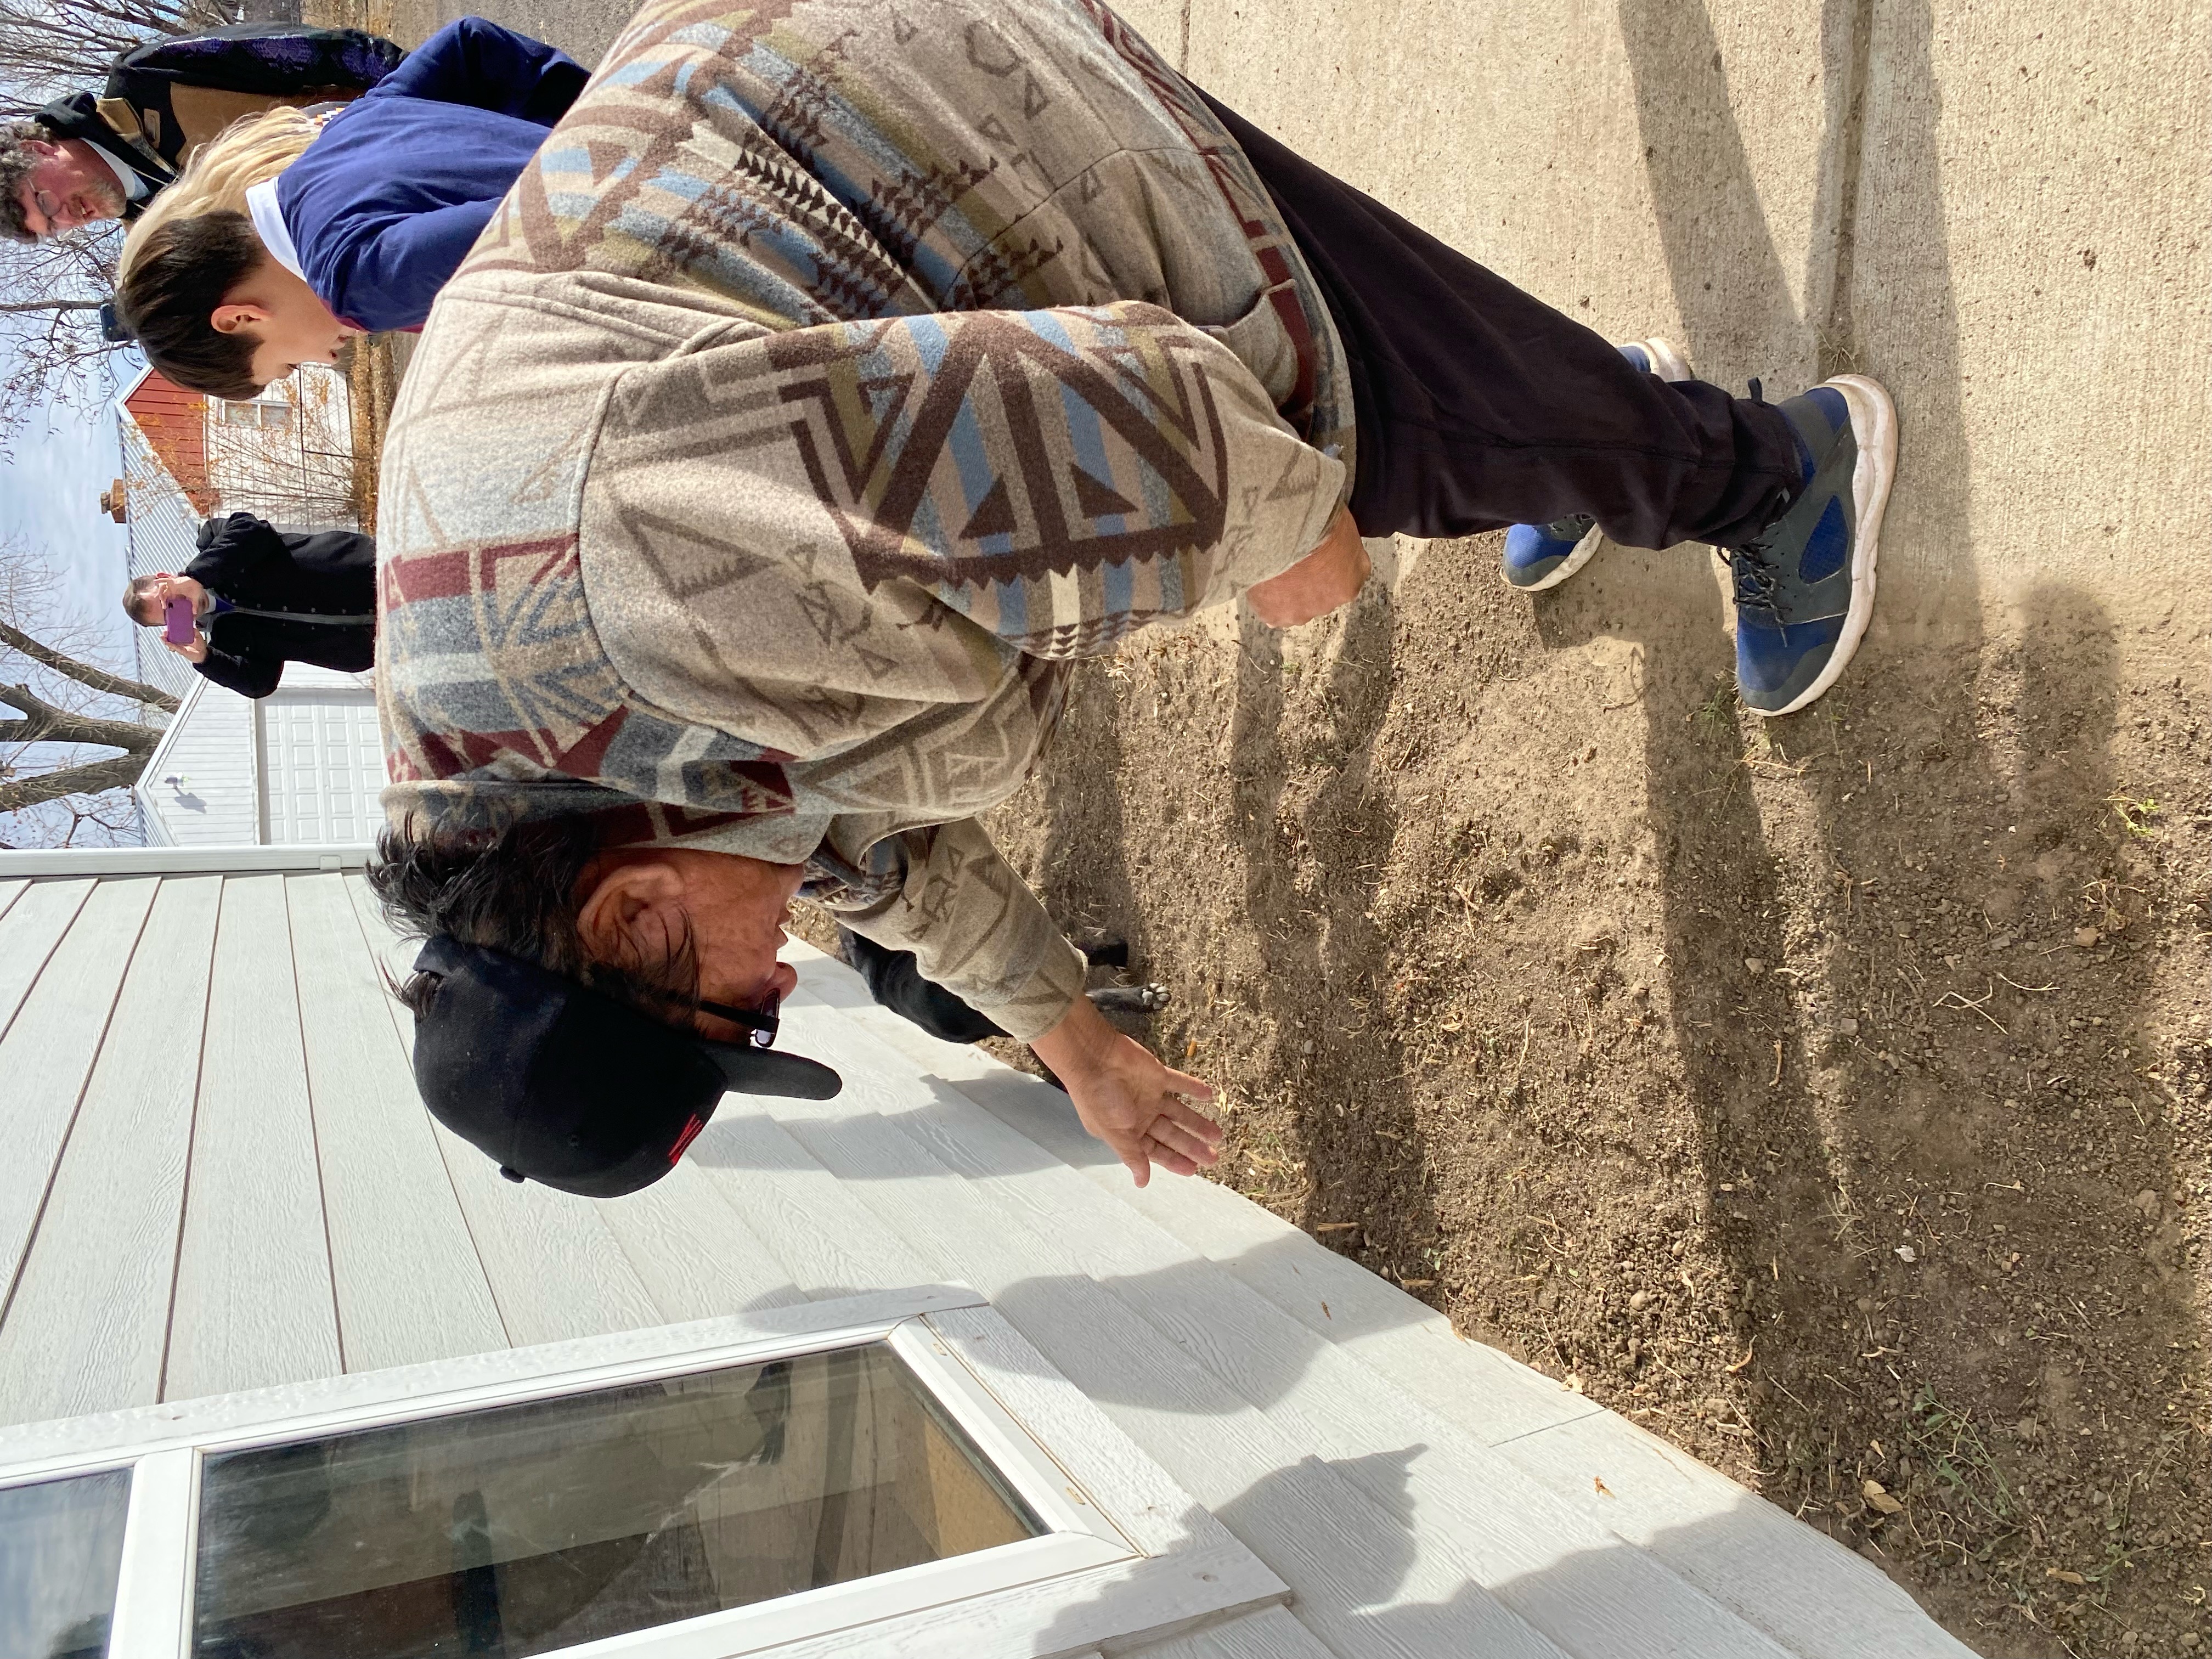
0, 356, 142, 675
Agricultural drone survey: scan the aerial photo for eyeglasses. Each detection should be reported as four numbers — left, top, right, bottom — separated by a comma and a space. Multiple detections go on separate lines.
697, 995, 779, 1049
31, 189, 59, 228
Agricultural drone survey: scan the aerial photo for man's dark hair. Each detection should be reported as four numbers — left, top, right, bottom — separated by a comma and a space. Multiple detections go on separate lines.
0, 121, 48, 244
122, 572, 165, 626
368, 817, 702, 1027
116, 210, 266, 398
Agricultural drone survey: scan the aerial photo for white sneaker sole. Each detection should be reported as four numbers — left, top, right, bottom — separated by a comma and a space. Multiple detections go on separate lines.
1751, 373, 1896, 718
1515, 338, 1695, 593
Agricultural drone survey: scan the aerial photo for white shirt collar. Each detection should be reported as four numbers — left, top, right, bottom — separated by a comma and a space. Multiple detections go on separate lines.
89, 142, 149, 204
244, 179, 305, 281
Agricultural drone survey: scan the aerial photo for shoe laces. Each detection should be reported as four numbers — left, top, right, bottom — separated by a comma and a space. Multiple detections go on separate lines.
1723, 538, 1787, 629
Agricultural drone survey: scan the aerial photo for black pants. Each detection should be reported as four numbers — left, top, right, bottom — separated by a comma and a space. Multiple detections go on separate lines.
1203, 94, 1801, 551
839, 928, 1008, 1045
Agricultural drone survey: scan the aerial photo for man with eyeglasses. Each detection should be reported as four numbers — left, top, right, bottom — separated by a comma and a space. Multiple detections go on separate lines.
0, 20, 403, 241
371, 0, 1893, 1199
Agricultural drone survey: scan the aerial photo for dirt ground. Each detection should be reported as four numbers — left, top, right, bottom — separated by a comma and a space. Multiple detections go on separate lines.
938, 537, 2211, 1659
329, 3, 2204, 1649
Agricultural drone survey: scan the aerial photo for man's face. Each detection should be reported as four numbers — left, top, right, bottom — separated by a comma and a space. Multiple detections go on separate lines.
136, 573, 207, 623
212, 261, 362, 391
680, 853, 808, 1041
14, 138, 126, 238
575, 850, 806, 1043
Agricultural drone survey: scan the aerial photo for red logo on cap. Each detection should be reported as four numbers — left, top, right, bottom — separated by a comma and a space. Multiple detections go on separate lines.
668, 1113, 707, 1165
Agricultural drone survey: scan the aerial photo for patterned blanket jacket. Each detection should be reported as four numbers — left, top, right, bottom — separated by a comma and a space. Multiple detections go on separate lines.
377, 0, 1355, 1038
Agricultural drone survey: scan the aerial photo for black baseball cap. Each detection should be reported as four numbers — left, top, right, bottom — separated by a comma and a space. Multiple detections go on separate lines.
408, 935, 841, 1198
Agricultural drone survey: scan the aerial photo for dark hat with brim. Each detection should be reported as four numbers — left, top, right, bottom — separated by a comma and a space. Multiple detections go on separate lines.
408, 935, 840, 1198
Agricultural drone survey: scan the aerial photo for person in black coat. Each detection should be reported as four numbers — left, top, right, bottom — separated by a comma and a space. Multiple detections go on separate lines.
123, 511, 375, 700
1, 21, 405, 240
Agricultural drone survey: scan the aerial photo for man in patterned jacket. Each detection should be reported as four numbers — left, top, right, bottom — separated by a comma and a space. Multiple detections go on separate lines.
371, 0, 1894, 1189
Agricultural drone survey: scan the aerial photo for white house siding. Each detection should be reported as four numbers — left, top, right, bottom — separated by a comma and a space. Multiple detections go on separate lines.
0, 866, 1975, 1659
132, 683, 257, 846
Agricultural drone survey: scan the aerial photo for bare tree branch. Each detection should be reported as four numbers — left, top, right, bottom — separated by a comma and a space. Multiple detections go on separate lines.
0, 227, 131, 454
0, 297, 104, 313
0, 748, 149, 814
0, 619, 179, 709
0, 536, 168, 842
0, 679, 165, 751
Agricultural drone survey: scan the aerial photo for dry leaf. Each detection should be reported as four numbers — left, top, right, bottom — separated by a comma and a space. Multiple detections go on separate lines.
1594, 1476, 1615, 1498
1861, 1479, 1905, 1516
2046, 1568, 2086, 1585
1564, 1373, 1586, 1394
1400, 1277, 1436, 1289
1184, 1038, 1198, 1058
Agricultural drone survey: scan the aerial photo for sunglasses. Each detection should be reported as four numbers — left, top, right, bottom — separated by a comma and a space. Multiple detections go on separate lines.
697, 994, 780, 1049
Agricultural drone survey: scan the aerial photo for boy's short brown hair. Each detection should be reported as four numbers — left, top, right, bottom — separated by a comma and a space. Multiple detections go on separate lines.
122, 573, 167, 627
116, 210, 266, 399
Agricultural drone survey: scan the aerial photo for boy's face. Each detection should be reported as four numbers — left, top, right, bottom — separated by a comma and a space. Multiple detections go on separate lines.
13, 139, 127, 238
210, 261, 362, 390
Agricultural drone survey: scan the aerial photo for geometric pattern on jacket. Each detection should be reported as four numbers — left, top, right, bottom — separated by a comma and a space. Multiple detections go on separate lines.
377, 0, 1354, 1035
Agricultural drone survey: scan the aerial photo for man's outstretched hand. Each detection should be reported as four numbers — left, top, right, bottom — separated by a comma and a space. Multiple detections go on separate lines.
1246, 504, 1369, 628
1030, 994, 1222, 1186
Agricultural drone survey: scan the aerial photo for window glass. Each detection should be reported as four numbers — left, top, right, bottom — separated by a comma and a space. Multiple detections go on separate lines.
0, 1468, 132, 1659
193, 1343, 1043, 1658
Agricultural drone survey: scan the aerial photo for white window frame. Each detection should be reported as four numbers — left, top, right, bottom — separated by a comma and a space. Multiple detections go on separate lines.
0, 1285, 1282, 1659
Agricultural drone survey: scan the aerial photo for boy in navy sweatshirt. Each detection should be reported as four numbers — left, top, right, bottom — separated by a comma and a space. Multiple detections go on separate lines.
114, 17, 585, 397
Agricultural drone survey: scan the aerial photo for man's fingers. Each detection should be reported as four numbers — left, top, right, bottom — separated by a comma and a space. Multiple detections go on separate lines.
1156, 1090, 1223, 1143
1160, 1066, 1218, 1104
1120, 1147, 1153, 1188
1150, 1116, 1219, 1166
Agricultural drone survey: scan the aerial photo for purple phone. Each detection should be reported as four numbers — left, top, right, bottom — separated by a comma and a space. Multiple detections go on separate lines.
162, 596, 196, 645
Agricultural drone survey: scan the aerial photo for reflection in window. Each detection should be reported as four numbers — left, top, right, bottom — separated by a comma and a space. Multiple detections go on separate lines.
0, 1468, 131, 1659
193, 1344, 1043, 1657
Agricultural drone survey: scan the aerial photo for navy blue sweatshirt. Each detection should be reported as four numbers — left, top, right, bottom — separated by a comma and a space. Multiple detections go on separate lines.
273, 16, 586, 332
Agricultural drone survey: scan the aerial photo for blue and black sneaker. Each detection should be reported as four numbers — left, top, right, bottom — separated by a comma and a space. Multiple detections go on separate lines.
1502, 338, 1692, 592
1725, 375, 1896, 716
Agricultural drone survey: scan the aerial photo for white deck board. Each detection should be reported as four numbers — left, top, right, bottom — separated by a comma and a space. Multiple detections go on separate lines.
0, 877, 157, 1346
165, 875, 343, 1401
782, 998, 1792, 1659
886, 1040, 1972, 1659
591, 1159, 810, 1323
284, 873, 505, 1371
0, 877, 26, 924
0, 876, 97, 1045
760, 1009, 1575, 1659
687, 1110, 935, 1300
1131, 1607, 1339, 1659
1490, 1410, 1977, 1659
337, 875, 803, 1331
0, 877, 219, 1425
843, 996, 1604, 1447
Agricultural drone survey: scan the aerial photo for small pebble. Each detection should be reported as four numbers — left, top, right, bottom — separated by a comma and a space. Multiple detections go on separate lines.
1743, 957, 1765, 975
1629, 1290, 1652, 1311
1836, 1017, 1860, 1036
